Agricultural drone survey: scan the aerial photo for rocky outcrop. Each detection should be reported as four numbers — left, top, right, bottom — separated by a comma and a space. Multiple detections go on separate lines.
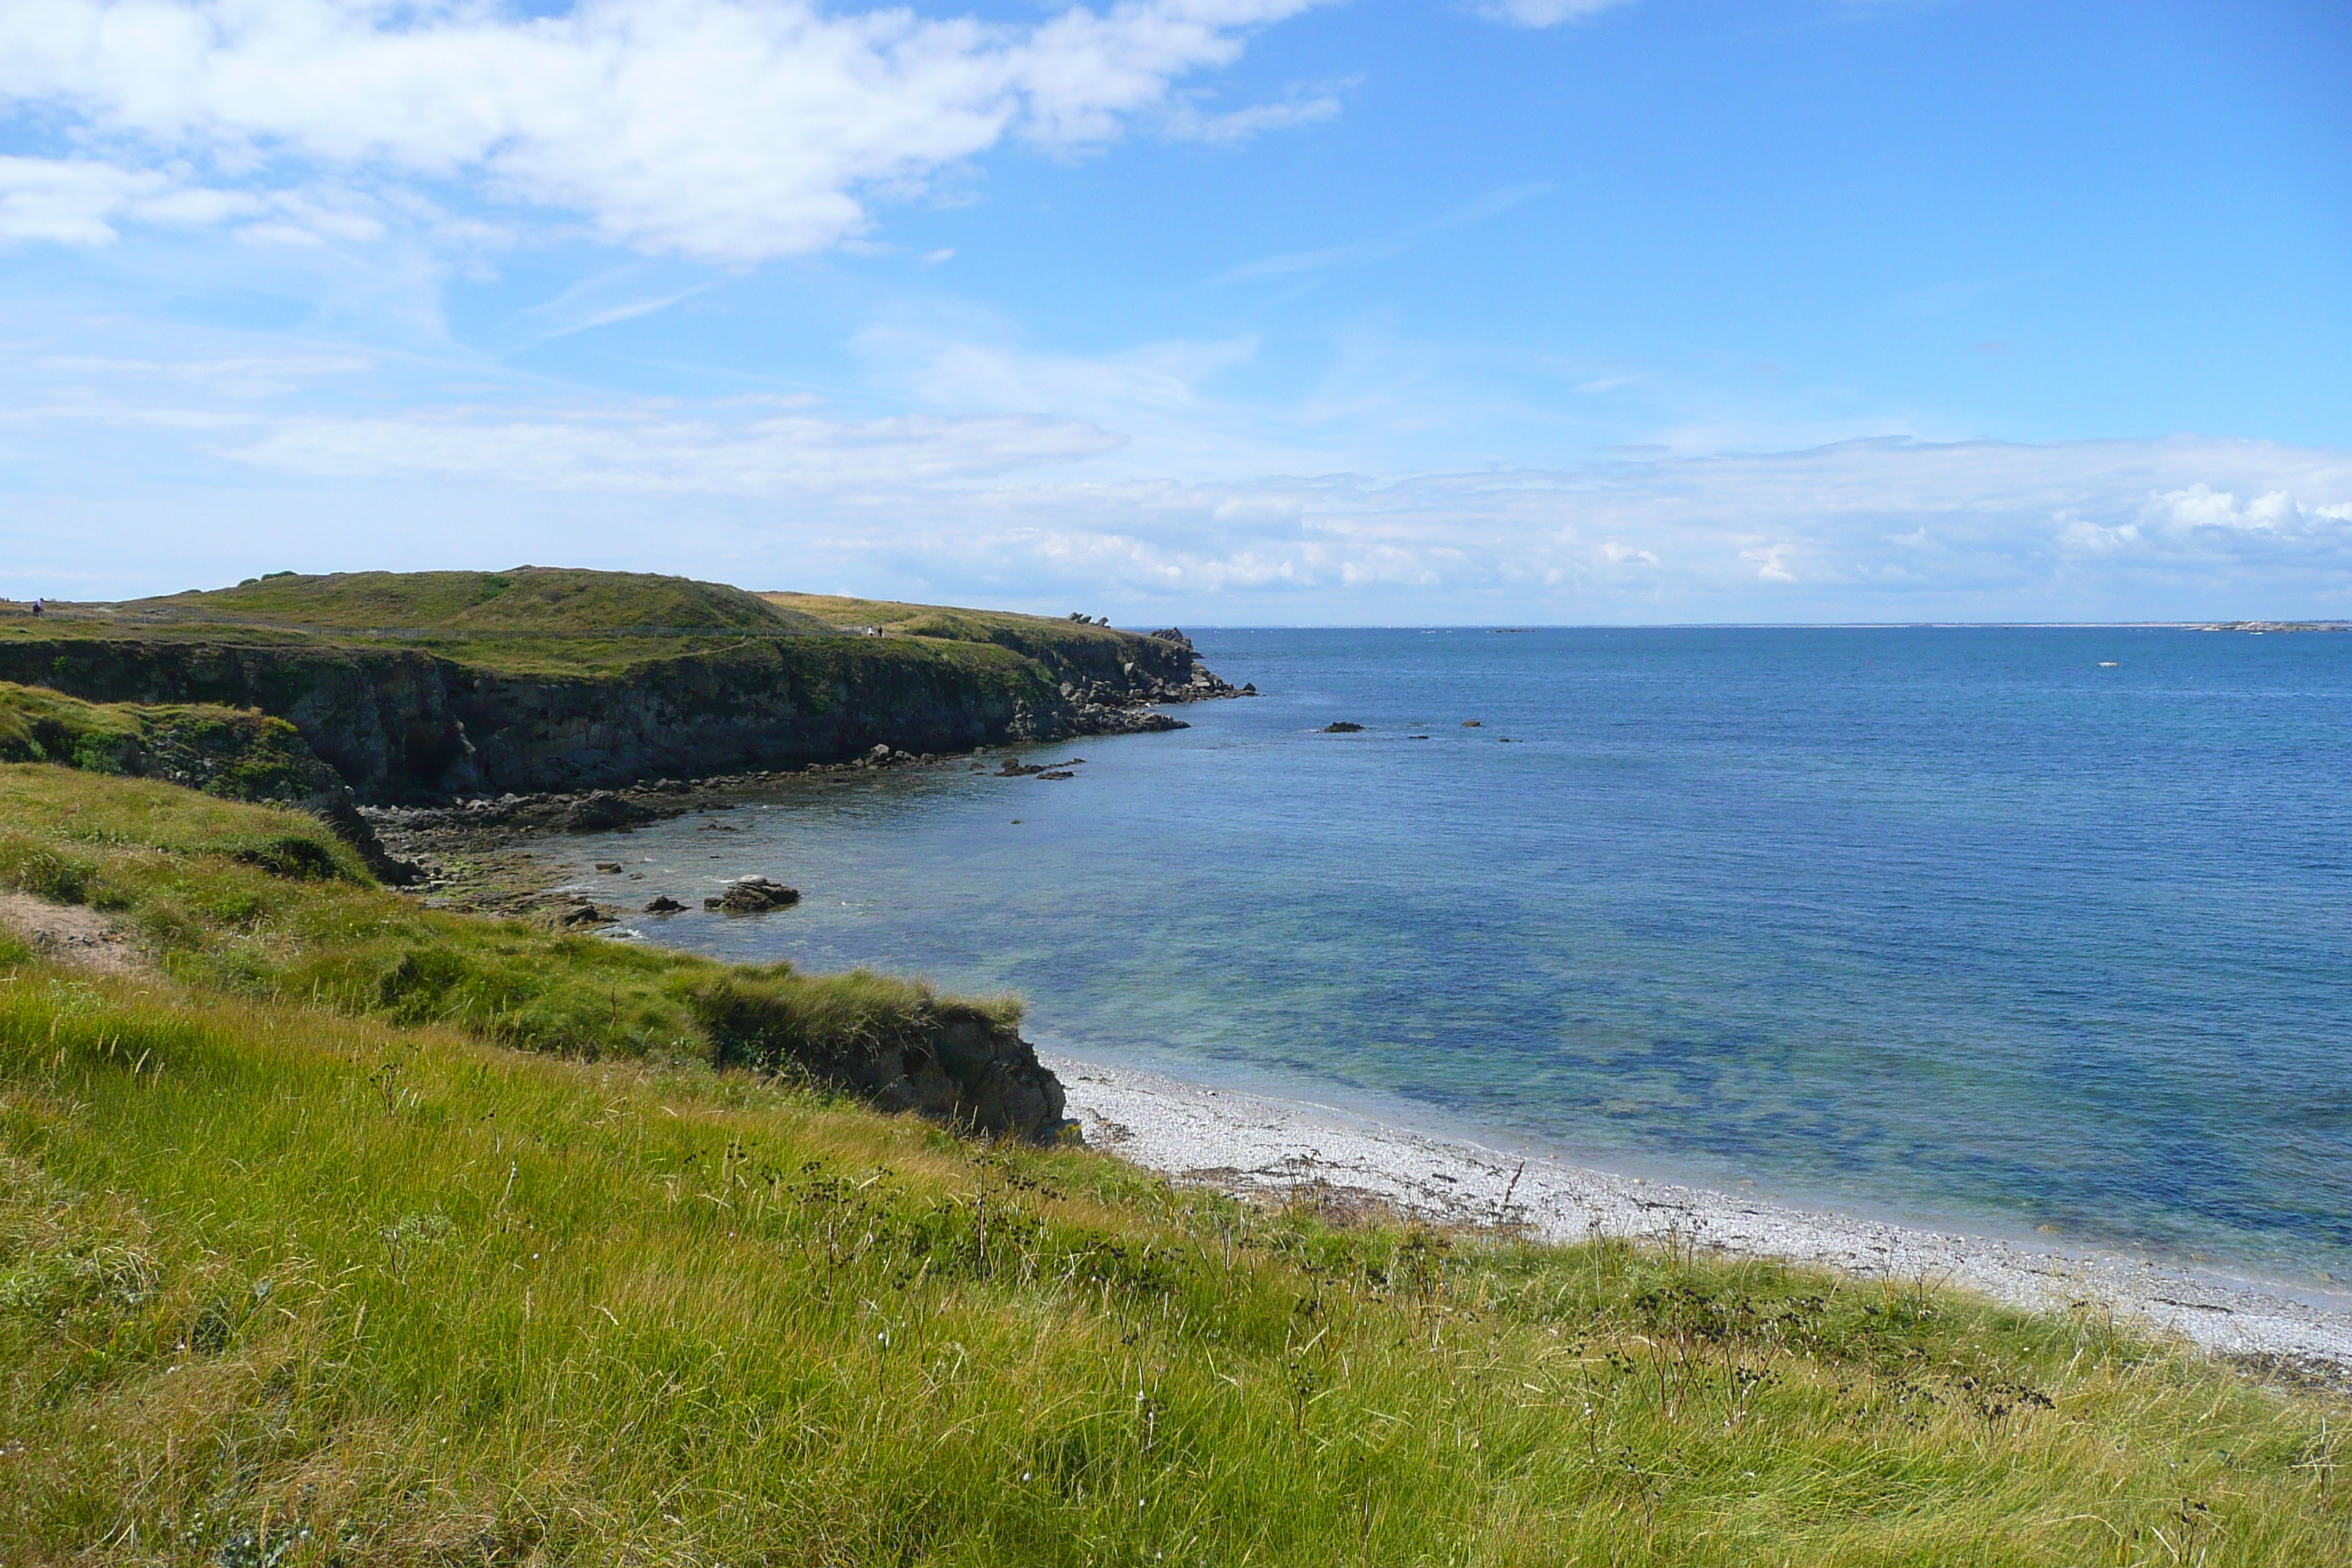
688, 972, 1070, 1142
704, 875, 800, 913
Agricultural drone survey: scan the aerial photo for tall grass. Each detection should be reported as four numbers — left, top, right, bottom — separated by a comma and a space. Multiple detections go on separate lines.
0, 764, 1003, 1074
1, 762, 2348, 1562
1, 964, 2346, 1564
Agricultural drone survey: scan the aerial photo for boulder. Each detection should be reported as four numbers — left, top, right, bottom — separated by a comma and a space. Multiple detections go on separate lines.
643, 895, 686, 913
1323, 721, 1365, 733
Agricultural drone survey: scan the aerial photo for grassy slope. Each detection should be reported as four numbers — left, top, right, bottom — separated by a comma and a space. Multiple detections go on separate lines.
0, 765, 1010, 1068
1, 769, 2347, 1564
1, 573, 1145, 686
0, 682, 339, 804
767, 592, 1156, 671
119, 569, 837, 637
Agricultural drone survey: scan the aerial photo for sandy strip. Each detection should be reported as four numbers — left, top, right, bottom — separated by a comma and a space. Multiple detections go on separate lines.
1047, 1052, 2352, 1374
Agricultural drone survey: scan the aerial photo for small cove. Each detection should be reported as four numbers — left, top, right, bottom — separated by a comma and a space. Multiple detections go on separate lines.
544, 626, 2352, 1289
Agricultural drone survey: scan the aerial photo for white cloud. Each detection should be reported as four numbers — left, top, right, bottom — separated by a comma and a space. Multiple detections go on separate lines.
1162, 87, 1344, 144
0, 154, 257, 244
0, 0, 1327, 261
175, 412, 2352, 615
860, 324, 1259, 420
10, 336, 2350, 618
1470, 0, 1635, 29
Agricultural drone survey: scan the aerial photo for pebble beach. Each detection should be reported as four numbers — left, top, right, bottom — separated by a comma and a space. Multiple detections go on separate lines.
1048, 1052, 2352, 1377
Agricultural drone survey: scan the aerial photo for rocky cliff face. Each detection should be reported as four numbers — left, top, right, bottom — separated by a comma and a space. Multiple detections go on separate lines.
0, 625, 1232, 803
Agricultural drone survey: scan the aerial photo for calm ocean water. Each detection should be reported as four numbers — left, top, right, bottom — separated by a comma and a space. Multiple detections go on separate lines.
556, 628, 2352, 1285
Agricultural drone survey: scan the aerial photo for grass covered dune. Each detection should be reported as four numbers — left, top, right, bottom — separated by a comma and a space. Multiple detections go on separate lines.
1, 770, 2348, 1563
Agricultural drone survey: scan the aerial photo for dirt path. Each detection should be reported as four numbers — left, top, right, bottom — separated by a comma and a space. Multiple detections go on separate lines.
0, 891, 154, 977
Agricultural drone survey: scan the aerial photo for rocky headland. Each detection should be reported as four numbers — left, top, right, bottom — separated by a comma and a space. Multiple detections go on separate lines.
0, 570, 1248, 804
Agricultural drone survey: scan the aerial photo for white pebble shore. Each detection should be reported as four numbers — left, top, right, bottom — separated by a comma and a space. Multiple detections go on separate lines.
1047, 1052, 2352, 1372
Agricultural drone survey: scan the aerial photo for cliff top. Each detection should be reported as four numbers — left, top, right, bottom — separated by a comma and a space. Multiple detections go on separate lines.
0, 568, 1166, 677
53, 567, 836, 637
766, 591, 1153, 658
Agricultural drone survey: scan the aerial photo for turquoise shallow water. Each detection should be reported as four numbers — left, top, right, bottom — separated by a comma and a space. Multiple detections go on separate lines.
554, 627, 2352, 1285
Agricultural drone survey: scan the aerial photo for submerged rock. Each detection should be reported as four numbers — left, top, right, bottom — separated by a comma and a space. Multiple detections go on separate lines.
1323, 721, 1365, 733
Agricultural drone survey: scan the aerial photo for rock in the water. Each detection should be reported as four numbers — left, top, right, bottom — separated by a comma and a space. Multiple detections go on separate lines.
595, 861, 624, 872
1323, 721, 1365, 733
644, 895, 686, 913
704, 875, 800, 913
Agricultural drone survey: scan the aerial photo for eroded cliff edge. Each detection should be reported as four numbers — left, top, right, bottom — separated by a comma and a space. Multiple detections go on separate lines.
0, 570, 1244, 803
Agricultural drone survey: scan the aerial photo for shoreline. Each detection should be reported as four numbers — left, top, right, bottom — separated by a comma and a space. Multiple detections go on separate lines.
1045, 1050, 2352, 1382
361, 735, 2352, 1384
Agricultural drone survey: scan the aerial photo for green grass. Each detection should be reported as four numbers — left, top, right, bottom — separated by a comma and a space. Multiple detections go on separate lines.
1, 764, 2347, 1564
766, 591, 1172, 671
120, 567, 839, 637
0, 682, 341, 804
1, 570, 1147, 685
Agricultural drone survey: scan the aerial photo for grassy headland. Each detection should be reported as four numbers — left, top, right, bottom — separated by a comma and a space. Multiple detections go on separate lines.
0, 761, 2347, 1564
0, 569, 1223, 801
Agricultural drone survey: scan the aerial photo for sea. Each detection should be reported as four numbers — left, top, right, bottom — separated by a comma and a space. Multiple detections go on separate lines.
550, 627, 2352, 1289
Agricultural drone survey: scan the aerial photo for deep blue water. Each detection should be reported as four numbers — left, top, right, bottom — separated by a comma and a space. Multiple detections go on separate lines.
554, 628, 2352, 1285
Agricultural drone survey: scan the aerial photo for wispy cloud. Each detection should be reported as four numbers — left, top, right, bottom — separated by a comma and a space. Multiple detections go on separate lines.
1162, 83, 1349, 144
1213, 184, 1554, 282
12, 353, 2349, 620
224, 404, 1126, 492
1469, 0, 1637, 30
527, 287, 715, 347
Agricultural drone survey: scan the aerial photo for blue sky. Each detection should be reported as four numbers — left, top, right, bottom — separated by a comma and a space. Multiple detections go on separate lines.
3, 0, 2348, 621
